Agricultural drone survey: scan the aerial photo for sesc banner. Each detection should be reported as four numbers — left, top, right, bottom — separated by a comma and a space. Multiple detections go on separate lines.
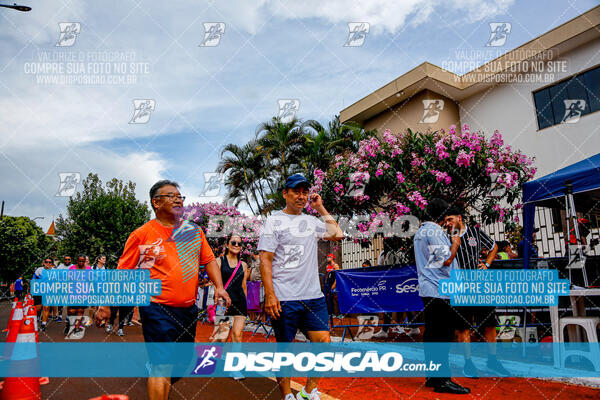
335, 265, 423, 313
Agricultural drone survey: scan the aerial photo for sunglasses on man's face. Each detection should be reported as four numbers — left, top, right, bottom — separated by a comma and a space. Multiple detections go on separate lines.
44, 260, 53, 264
229, 241, 242, 246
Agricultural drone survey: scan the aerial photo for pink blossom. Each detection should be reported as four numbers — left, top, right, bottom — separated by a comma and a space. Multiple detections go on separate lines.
456, 150, 474, 167
408, 191, 428, 210
375, 169, 384, 177
429, 169, 451, 184
410, 153, 426, 167
396, 172, 405, 183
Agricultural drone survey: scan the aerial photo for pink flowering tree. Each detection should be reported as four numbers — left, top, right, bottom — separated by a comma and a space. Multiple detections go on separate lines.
310, 125, 536, 241
182, 202, 261, 256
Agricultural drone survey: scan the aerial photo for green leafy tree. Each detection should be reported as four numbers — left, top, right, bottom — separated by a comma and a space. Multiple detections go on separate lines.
55, 173, 151, 266
0, 216, 53, 281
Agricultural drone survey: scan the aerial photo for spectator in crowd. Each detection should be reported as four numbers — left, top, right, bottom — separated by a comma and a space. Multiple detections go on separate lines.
95, 179, 230, 400
361, 260, 372, 268
258, 173, 343, 400
496, 241, 518, 260
444, 208, 508, 378
214, 233, 250, 379
414, 198, 469, 394
33, 258, 55, 319
87, 255, 107, 326
66, 255, 91, 335
517, 227, 539, 258
55, 255, 73, 322
14, 276, 23, 300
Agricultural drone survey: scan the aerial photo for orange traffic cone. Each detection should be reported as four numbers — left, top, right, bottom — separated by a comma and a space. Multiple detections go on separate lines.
25, 308, 38, 344
3, 299, 18, 333
5, 302, 24, 344
0, 317, 41, 400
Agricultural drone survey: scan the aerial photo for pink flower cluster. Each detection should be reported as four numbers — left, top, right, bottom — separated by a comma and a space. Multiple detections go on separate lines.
456, 150, 474, 167
407, 191, 428, 210
430, 169, 452, 184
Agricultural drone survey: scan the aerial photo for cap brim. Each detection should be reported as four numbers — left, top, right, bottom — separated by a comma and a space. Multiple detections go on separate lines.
286, 181, 310, 189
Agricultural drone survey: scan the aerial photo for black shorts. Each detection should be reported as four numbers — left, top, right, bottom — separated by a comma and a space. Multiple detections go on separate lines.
139, 302, 198, 371
454, 306, 498, 332
225, 298, 247, 317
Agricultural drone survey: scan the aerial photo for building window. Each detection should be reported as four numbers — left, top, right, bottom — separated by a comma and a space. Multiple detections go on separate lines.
533, 65, 600, 130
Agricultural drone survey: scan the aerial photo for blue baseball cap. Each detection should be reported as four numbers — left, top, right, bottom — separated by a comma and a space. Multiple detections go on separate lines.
284, 173, 310, 189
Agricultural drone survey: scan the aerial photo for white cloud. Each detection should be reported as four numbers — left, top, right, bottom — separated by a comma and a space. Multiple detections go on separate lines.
216, 0, 515, 34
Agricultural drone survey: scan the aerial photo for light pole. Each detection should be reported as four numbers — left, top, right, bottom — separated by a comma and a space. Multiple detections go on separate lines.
0, 3, 31, 11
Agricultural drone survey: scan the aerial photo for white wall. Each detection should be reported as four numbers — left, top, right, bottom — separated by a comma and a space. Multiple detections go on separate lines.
460, 38, 600, 178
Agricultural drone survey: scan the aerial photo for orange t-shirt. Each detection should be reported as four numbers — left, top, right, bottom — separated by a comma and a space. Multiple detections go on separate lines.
117, 219, 215, 307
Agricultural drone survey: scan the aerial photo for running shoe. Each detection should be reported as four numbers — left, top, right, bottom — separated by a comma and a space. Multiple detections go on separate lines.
463, 358, 479, 378
285, 394, 295, 400
127, 321, 134, 326
55, 316, 62, 322
105, 324, 112, 333
40, 323, 46, 332
372, 329, 388, 339
296, 386, 321, 400
406, 328, 421, 337
117, 328, 124, 336
391, 326, 405, 335
487, 356, 510, 376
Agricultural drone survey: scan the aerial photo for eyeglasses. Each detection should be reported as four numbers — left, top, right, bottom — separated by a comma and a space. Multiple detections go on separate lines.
154, 194, 186, 201
229, 241, 242, 246
44, 261, 53, 264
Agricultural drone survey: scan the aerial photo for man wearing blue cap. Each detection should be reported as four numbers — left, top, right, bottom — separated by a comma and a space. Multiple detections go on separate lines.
258, 173, 344, 400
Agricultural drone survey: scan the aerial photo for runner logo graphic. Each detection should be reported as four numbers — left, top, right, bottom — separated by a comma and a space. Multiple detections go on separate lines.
419, 100, 444, 123
277, 99, 300, 123
56, 23, 81, 47
56, 172, 80, 197
199, 23, 225, 47
562, 99, 586, 123
200, 172, 224, 197
129, 99, 156, 124
486, 22, 511, 47
282, 245, 303, 269
346, 172, 369, 197
192, 345, 222, 375
344, 22, 370, 47
426, 245, 450, 268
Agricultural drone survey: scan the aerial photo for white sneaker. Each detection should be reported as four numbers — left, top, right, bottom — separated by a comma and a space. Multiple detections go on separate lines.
297, 386, 320, 400
117, 328, 124, 336
406, 328, 421, 337
391, 326, 406, 335
285, 394, 296, 400
372, 329, 388, 339
105, 324, 112, 333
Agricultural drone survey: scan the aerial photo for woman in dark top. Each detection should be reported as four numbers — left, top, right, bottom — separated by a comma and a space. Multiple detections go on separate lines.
215, 234, 249, 345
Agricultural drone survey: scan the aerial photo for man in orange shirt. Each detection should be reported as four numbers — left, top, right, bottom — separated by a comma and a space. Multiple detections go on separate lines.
95, 180, 230, 400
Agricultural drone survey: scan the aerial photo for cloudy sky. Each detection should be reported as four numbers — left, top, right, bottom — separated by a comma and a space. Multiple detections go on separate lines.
1, 0, 597, 231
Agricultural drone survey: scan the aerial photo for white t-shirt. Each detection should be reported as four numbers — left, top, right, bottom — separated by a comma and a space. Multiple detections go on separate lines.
257, 210, 327, 301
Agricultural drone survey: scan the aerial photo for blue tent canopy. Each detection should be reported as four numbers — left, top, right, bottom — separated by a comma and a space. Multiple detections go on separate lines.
521, 154, 600, 267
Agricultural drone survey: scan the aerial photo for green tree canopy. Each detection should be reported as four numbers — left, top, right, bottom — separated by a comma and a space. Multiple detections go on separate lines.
55, 173, 151, 267
0, 216, 53, 282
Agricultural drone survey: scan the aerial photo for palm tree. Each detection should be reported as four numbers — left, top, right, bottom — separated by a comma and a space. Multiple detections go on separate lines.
217, 142, 266, 214
255, 117, 305, 187
300, 116, 376, 175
